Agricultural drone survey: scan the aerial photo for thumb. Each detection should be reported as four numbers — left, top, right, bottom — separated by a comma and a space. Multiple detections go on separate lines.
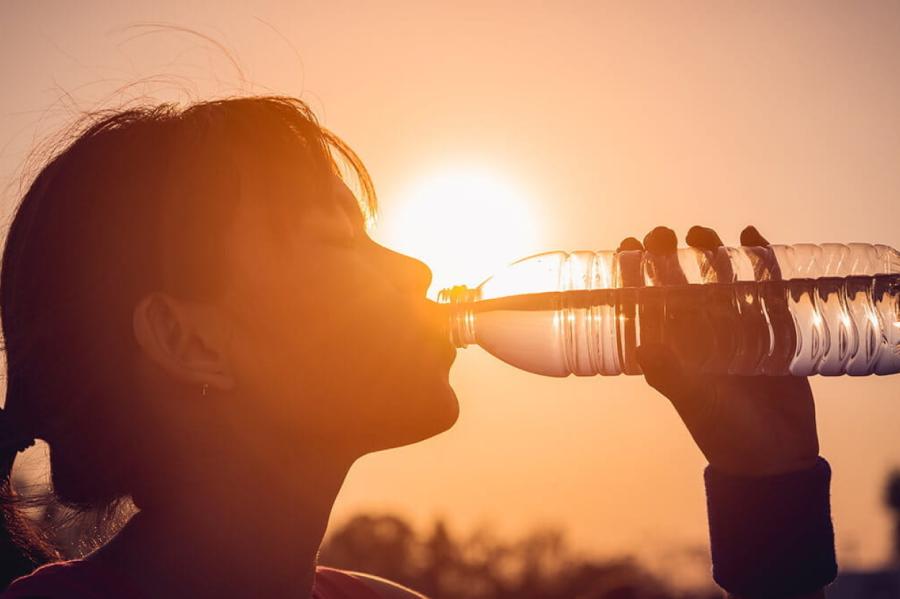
636, 343, 693, 402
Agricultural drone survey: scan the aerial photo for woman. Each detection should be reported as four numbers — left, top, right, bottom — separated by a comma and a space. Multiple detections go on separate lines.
0, 97, 836, 598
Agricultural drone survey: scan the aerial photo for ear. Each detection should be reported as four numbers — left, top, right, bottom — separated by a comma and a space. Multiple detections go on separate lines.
132, 292, 235, 393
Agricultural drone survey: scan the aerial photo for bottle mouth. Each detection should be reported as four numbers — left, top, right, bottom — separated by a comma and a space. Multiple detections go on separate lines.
437, 285, 481, 304
437, 285, 481, 348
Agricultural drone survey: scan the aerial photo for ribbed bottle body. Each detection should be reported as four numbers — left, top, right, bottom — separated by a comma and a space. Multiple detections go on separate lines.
439, 244, 900, 377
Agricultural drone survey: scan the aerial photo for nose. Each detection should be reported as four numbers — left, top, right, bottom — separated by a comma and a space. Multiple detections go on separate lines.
378, 245, 433, 296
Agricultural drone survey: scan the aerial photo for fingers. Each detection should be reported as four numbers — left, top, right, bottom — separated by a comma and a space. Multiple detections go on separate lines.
642, 226, 678, 254
619, 225, 763, 285
740, 225, 780, 280
617, 237, 643, 252
740, 225, 770, 247
622, 226, 769, 251
686, 225, 724, 250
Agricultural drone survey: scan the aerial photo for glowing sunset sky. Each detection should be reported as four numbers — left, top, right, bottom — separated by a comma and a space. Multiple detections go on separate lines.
2, 1, 898, 583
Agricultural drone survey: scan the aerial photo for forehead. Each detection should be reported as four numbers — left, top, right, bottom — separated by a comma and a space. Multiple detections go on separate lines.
236, 152, 365, 225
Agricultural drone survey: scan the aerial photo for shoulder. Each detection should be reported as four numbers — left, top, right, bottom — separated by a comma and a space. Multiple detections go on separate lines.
2, 560, 140, 599
315, 566, 427, 599
347, 572, 427, 599
3, 561, 99, 599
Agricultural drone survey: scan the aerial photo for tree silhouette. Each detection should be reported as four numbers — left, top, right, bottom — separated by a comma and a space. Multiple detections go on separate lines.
319, 513, 422, 585
319, 512, 719, 599
886, 469, 900, 565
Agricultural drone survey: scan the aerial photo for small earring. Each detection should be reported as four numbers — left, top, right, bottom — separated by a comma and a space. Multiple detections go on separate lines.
201, 383, 209, 397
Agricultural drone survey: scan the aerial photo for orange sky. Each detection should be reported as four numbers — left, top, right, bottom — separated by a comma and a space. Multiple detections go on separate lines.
2, 0, 899, 584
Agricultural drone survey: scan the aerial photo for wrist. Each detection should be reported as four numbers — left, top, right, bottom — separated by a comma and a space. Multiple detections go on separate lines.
705, 457, 837, 599
710, 454, 820, 478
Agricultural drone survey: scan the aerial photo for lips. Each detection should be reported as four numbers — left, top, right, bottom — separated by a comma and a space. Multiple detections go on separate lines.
425, 326, 456, 367
420, 326, 456, 366
443, 341, 457, 365
392, 299, 456, 368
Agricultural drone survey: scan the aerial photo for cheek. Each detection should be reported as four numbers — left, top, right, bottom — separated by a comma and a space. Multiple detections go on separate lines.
223, 250, 453, 443
223, 268, 388, 403
226, 295, 455, 450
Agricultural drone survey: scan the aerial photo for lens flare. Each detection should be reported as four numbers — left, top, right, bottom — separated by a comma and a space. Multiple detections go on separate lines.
376, 167, 540, 297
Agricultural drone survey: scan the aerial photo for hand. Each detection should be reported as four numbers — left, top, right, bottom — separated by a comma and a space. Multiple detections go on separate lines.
620, 225, 820, 477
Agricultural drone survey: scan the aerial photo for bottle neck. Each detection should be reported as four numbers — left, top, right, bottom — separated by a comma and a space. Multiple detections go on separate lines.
438, 285, 481, 348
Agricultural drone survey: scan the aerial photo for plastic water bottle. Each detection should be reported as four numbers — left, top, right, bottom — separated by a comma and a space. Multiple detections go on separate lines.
438, 243, 900, 377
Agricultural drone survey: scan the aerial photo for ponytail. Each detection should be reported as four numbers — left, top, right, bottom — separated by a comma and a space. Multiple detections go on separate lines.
0, 409, 54, 589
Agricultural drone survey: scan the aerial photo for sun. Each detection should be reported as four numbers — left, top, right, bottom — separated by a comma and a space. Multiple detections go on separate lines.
375, 167, 541, 298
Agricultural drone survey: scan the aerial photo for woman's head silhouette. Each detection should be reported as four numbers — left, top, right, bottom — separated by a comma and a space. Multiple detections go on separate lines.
0, 96, 458, 584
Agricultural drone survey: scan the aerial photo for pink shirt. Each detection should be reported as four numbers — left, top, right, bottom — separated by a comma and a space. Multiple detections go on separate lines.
2, 560, 385, 598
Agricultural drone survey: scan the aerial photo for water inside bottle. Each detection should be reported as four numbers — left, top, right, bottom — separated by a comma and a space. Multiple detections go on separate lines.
447, 273, 899, 376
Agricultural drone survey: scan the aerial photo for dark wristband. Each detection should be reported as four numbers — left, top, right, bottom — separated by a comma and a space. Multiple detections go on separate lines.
704, 457, 837, 599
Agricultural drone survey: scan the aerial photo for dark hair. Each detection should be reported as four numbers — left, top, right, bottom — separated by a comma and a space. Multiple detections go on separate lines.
0, 96, 376, 587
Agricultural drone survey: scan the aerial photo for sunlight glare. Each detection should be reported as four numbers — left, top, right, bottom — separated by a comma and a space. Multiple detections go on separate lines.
375, 167, 540, 298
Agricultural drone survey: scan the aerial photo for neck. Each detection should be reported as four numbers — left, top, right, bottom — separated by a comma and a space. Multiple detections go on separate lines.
94, 445, 353, 599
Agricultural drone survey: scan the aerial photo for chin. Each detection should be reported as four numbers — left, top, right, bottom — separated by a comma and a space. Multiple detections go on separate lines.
373, 382, 460, 451
428, 384, 460, 435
